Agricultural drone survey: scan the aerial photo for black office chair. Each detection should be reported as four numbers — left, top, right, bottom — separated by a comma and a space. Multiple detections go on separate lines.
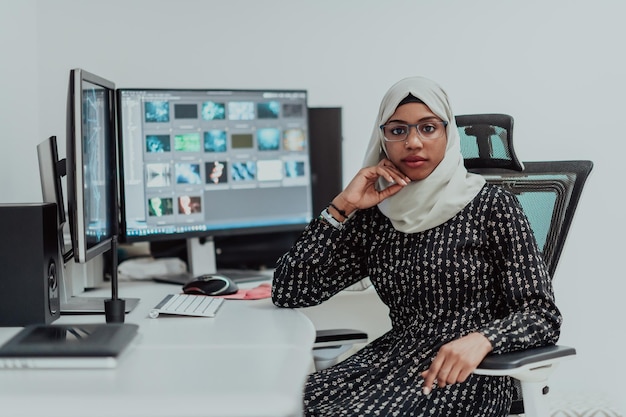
457, 114, 593, 415
312, 114, 593, 417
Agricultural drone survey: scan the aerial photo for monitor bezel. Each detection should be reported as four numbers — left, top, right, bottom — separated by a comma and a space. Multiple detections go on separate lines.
66, 68, 118, 263
116, 87, 313, 244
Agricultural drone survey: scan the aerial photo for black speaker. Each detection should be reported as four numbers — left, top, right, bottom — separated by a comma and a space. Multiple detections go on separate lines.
0, 203, 61, 326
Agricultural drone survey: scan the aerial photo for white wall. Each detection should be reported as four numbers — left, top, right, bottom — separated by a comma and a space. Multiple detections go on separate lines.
1, 0, 624, 411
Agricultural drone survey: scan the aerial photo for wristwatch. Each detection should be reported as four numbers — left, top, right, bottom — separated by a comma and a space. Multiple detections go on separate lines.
319, 208, 345, 230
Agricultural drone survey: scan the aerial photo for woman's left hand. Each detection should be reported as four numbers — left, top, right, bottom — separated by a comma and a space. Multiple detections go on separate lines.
420, 332, 493, 395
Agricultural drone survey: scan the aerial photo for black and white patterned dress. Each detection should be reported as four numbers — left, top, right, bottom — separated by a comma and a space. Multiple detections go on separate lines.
272, 184, 562, 417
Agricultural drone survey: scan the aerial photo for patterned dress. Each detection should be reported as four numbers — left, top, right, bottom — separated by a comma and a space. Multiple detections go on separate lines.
271, 184, 562, 417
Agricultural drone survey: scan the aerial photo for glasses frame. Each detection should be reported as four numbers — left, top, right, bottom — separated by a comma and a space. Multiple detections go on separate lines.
379, 120, 448, 143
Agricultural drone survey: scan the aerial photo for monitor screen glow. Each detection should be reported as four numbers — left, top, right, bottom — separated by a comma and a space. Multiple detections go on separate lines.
117, 88, 313, 243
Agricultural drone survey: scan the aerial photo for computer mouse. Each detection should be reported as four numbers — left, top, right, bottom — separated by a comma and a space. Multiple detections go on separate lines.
182, 274, 239, 296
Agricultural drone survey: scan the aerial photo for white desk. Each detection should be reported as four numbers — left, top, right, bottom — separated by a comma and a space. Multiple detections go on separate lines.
0, 281, 316, 417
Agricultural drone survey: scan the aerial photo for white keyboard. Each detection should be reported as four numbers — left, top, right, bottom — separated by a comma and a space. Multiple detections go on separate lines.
149, 294, 224, 318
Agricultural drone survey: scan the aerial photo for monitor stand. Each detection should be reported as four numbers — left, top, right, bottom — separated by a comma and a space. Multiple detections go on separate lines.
185, 236, 270, 283
59, 256, 139, 315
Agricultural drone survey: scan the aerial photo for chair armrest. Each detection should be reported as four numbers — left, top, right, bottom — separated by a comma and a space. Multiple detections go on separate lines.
314, 329, 368, 349
312, 329, 368, 370
475, 345, 576, 377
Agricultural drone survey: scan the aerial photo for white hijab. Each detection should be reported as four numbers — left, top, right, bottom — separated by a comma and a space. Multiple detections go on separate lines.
362, 76, 485, 233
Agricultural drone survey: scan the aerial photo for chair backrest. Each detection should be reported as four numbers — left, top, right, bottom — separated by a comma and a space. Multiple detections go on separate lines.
456, 114, 593, 278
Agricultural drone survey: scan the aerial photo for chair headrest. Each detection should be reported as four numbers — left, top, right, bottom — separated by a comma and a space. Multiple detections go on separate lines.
455, 113, 524, 172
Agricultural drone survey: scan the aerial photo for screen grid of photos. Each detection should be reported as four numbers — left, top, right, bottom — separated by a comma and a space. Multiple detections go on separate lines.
123, 90, 311, 236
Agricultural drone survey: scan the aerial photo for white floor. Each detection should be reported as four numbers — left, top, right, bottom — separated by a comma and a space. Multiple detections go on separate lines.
548, 392, 624, 417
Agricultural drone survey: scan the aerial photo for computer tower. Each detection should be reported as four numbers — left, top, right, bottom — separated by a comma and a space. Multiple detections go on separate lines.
0, 203, 61, 326
308, 107, 343, 215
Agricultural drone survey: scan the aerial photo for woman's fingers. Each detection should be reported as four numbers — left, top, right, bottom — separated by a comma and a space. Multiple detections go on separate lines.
340, 159, 411, 210
377, 183, 405, 200
421, 333, 493, 395
376, 159, 411, 185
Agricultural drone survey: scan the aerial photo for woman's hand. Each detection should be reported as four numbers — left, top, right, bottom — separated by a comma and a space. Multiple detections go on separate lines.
421, 332, 493, 395
332, 159, 411, 216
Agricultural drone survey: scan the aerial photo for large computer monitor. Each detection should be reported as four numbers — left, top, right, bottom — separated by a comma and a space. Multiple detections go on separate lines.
37, 68, 138, 314
66, 68, 118, 264
116, 88, 313, 277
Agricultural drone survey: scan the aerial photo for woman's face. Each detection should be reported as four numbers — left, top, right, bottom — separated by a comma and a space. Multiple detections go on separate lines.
383, 102, 447, 181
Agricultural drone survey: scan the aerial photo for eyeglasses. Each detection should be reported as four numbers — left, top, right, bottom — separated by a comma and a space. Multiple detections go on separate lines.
379, 120, 448, 142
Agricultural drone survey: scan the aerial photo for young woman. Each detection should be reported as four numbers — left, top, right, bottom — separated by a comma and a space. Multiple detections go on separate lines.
271, 76, 562, 416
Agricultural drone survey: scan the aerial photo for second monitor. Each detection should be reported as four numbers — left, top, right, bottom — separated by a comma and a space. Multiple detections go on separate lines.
117, 88, 313, 277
